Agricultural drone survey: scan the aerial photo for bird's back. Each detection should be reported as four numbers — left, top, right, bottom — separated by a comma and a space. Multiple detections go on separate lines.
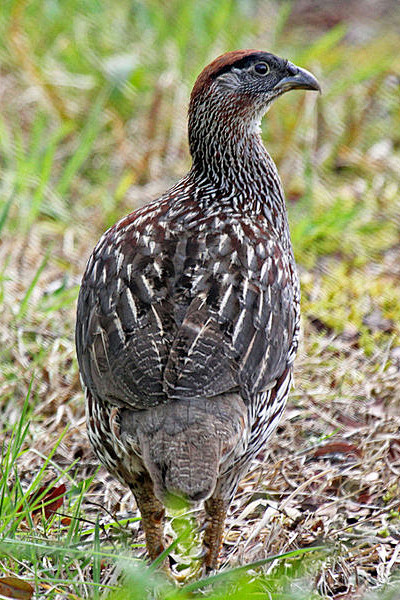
76, 175, 297, 502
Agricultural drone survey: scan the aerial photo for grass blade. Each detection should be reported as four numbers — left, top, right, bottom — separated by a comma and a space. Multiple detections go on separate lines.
16, 249, 51, 320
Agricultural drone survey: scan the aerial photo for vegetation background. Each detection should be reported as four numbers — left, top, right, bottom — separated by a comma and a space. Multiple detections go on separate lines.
0, 0, 399, 598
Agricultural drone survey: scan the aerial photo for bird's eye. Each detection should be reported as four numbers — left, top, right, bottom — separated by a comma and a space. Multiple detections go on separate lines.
254, 62, 269, 76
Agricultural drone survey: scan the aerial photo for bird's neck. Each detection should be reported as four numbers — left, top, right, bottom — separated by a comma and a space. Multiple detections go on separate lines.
188, 102, 291, 246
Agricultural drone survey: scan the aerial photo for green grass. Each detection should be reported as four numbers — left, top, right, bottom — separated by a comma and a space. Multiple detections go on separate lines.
0, 393, 324, 598
1, 0, 400, 598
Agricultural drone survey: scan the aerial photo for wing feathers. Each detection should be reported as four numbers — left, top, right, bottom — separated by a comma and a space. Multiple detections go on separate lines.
76, 212, 298, 409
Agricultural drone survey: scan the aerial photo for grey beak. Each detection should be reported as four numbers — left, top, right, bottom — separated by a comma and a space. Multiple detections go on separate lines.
274, 64, 321, 93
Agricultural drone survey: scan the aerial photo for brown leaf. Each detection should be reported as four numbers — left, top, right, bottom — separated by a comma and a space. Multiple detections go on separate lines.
19, 483, 66, 520
310, 518, 324, 532
40, 484, 66, 519
314, 441, 362, 458
336, 411, 365, 428
0, 577, 34, 599
357, 490, 372, 504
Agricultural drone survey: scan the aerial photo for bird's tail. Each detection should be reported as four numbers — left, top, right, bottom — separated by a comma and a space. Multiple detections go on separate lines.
121, 395, 247, 504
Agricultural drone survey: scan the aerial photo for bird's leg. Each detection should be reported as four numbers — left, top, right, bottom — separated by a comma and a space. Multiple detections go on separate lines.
130, 472, 165, 563
202, 496, 228, 573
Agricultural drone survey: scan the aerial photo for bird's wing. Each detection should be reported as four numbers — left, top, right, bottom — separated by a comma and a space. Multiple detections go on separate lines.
76, 205, 298, 409
163, 219, 297, 401
76, 200, 176, 409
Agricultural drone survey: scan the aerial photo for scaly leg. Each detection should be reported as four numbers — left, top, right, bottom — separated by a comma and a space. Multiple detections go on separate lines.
203, 496, 228, 573
130, 472, 165, 562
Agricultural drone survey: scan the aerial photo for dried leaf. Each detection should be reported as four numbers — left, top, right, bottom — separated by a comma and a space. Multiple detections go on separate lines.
19, 483, 66, 520
357, 490, 372, 504
39, 483, 66, 519
314, 441, 362, 458
310, 518, 324, 532
0, 577, 33, 599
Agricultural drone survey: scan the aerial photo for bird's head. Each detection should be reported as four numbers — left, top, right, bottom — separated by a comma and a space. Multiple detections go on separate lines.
189, 50, 320, 140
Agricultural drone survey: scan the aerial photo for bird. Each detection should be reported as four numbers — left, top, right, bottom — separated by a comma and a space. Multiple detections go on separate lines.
75, 49, 320, 573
